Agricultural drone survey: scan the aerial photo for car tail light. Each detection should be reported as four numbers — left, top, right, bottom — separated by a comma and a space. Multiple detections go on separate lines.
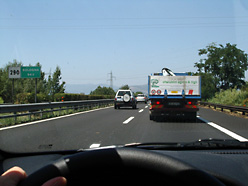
115, 98, 117, 101
187, 101, 192, 105
156, 101, 160, 105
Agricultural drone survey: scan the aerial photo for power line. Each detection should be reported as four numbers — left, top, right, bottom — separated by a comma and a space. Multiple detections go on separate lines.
1, 16, 248, 21
1, 22, 248, 30
107, 71, 116, 89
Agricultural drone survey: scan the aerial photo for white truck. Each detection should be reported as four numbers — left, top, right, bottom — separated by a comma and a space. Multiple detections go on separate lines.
148, 68, 201, 121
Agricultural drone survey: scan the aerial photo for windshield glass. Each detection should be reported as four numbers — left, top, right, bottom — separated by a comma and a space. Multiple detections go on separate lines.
0, 0, 248, 153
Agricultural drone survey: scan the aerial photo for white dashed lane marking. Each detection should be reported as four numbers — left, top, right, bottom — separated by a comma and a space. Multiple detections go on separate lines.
122, 106, 146, 125
123, 117, 135, 124
90, 143, 101, 148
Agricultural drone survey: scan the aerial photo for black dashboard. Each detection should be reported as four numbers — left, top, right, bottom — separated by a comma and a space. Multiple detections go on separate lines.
0, 148, 248, 186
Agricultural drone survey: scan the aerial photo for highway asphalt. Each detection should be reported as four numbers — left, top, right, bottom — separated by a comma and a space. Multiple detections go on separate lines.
0, 103, 248, 153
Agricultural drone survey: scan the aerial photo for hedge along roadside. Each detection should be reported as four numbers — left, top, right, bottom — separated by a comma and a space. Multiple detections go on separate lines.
15, 93, 115, 104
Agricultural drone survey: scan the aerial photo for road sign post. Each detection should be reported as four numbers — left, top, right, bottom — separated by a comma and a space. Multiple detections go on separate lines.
8, 66, 41, 103
9, 67, 21, 103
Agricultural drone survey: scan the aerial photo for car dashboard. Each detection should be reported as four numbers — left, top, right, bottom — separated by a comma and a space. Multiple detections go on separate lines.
0, 147, 248, 186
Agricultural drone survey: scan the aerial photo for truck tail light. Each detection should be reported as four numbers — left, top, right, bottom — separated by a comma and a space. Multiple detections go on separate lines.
150, 101, 163, 109
185, 101, 198, 108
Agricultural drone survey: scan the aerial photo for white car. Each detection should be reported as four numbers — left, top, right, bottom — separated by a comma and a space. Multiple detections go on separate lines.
136, 94, 148, 103
114, 89, 137, 109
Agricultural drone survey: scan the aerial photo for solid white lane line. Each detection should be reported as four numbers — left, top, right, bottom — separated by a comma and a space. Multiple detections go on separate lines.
139, 109, 144, 113
90, 143, 101, 148
123, 117, 135, 124
198, 116, 248, 142
207, 122, 248, 142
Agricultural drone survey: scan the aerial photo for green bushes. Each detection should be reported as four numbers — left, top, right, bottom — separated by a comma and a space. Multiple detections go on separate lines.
16, 93, 34, 104
16, 93, 50, 103
37, 93, 50, 102
54, 93, 114, 101
208, 88, 248, 106
0, 97, 4, 104
242, 98, 248, 107
15, 93, 114, 103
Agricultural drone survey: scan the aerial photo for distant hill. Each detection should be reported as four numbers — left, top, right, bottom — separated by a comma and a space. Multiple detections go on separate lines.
130, 85, 148, 94
65, 84, 148, 95
65, 84, 114, 94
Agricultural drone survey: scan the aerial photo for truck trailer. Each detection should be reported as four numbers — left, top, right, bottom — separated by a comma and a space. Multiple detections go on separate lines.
148, 68, 201, 121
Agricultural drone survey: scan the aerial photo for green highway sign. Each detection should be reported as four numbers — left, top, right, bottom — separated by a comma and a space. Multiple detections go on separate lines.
9, 66, 41, 103
9, 66, 41, 79
20, 66, 41, 78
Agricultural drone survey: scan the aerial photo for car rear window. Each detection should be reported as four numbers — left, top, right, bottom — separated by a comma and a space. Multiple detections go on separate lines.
118, 91, 131, 96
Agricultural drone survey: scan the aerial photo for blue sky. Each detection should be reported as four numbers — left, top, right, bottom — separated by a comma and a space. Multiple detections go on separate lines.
1, 0, 248, 90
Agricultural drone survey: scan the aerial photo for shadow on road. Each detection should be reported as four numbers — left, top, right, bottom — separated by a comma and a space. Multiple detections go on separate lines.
115, 107, 139, 110
152, 117, 205, 123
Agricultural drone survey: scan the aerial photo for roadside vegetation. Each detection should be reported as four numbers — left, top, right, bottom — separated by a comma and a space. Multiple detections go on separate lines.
207, 85, 248, 107
0, 60, 115, 104
0, 60, 65, 103
193, 43, 248, 106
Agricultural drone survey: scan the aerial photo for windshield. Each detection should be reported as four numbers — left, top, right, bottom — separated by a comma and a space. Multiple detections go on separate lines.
0, 0, 248, 153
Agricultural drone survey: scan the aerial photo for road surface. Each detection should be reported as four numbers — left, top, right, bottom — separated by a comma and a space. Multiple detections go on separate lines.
0, 103, 247, 153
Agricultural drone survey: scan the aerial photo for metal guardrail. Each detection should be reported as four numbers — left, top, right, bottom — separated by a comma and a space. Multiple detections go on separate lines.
0, 99, 114, 124
199, 102, 248, 116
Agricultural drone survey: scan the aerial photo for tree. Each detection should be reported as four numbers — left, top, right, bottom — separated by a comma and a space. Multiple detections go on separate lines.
119, 84, 130, 90
0, 60, 66, 103
0, 59, 23, 103
90, 86, 115, 95
241, 82, 248, 92
198, 72, 217, 100
0, 60, 51, 103
45, 66, 65, 100
195, 43, 248, 91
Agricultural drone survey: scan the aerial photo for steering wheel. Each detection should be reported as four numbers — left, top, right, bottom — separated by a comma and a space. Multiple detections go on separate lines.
18, 147, 224, 186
